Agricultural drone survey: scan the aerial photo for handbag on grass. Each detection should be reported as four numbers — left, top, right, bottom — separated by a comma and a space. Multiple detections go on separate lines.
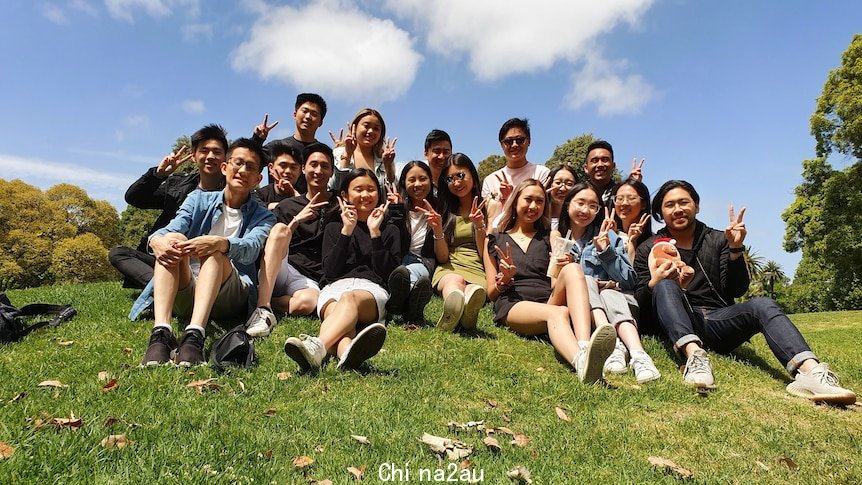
0, 292, 77, 343
211, 324, 258, 371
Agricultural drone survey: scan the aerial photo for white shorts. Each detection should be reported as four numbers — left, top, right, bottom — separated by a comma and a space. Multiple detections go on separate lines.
273, 260, 320, 297
317, 278, 389, 323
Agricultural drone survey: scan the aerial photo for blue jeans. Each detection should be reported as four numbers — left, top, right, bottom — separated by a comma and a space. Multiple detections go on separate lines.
402, 253, 429, 288
652, 280, 816, 374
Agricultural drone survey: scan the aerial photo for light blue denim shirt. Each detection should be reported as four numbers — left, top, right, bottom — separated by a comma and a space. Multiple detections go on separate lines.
570, 229, 636, 291
129, 189, 275, 320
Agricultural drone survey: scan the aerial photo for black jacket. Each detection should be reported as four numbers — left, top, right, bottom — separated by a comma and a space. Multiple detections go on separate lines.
321, 221, 401, 288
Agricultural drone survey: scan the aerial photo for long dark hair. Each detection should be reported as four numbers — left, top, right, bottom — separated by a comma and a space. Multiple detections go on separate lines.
556, 182, 599, 241
437, 153, 483, 240
398, 160, 437, 209
610, 177, 652, 247
496, 178, 551, 233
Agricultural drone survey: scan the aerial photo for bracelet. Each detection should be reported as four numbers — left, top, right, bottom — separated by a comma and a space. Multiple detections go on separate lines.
433, 233, 446, 240
495, 279, 512, 292
729, 246, 744, 254
475, 224, 487, 232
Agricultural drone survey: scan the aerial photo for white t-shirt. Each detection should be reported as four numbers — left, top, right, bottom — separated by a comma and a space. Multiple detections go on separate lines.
408, 210, 428, 255
481, 163, 550, 200
190, 205, 242, 277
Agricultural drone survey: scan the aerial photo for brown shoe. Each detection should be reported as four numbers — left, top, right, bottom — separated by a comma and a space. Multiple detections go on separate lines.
141, 327, 178, 366
175, 329, 205, 367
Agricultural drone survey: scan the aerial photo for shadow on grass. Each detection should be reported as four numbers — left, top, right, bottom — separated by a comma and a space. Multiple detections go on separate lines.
731, 344, 792, 383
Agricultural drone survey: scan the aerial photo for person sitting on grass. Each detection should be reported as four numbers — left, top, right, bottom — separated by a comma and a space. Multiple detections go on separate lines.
385, 161, 448, 325
431, 154, 488, 332
545, 164, 578, 231
244, 143, 337, 337
252, 142, 304, 210
484, 179, 612, 382
138, 138, 275, 367
556, 183, 660, 384
634, 180, 856, 404
283, 168, 401, 372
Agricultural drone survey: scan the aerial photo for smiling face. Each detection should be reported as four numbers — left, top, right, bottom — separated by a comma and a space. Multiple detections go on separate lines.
584, 148, 615, 187
269, 153, 301, 186
355, 114, 383, 150
515, 184, 546, 226
222, 147, 262, 192
660, 187, 699, 233
195, 139, 227, 177
342, 174, 379, 217
302, 152, 333, 191
404, 165, 431, 203
500, 127, 530, 165
549, 169, 576, 203
294, 101, 323, 136
566, 187, 601, 229
614, 184, 643, 226
425, 140, 452, 183
445, 164, 474, 199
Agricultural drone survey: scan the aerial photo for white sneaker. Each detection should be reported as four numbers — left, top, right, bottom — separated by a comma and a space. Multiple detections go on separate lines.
460, 286, 486, 330
577, 324, 617, 384
630, 350, 661, 383
337, 323, 387, 371
683, 348, 714, 387
283, 334, 325, 371
786, 363, 856, 405
436, 290, 464, 332
245, 307, 277, 337
603, 339, 628, 374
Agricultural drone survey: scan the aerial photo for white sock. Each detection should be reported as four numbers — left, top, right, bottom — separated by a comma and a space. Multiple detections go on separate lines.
153, 323, 172, 333
185, 324, 205, 338
578, 340, 589, 350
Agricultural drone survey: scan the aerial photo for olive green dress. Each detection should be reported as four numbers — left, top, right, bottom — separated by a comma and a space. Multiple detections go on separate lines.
431, 216, 487, 289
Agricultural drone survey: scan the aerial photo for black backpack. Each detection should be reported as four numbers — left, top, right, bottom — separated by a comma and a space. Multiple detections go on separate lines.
211, 325, 257, 372
0, 293, 77, 343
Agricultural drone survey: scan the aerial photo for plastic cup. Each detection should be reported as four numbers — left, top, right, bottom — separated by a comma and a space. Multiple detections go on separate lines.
547, 233, 576, 278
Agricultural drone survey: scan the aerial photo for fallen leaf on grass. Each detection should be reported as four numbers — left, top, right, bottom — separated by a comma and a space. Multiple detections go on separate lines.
778, 457, 798, 471
351, 435, 370, 445
97, 371, 110, 382
448, 420, 486, 433
264, 450, 273, 458
263, 408, 278, 417
507, 465, 532, 484
101, 379, 119, 393
311, 480, 333, 485
535, 367, 545, 373
510, 434, 529, 447
9, 392, 26, 402
51, 415, 83, 430
501, 414, 511, 423
277, 372, 292, 381
346, 465, 365, 479
103, 417, 118, 427
238, 380, 246, 392
555, 406, 571, 422
496, 427, 515, 436
100, 434, 133, 449
0, 442, 14, 460
460, 460, 472, 470
648, 456, 693, 479
755, 460, 770, 471
292, 455, 314, 469
186, 378, 221, 393
38, 380, 68, 389
487, 399, 498, 408
483, 436, 501, 452
122, 348, 133, 355
57, 340, 75, 347
52, 391, 60, 399
314, 445, 326, 453
404, 324, 419, 332
420, 433, 474, 461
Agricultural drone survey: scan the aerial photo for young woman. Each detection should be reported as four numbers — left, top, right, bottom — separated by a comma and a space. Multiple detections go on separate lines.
329, 108, 397, 191
557, 183, 660, 383
610, 178, 652, 263
484, 179, 614, 382
283, 168, 401, 372
385, 161, 448, 324
545, 164, 578, 230
431, 153, 488, 332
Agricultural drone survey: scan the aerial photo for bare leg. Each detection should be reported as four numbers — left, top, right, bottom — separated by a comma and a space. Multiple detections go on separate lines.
188, 252, 234, 328
318, 290, 380, 357
506, 301, 578, 366
272, 287, 319, 316
436, 273, 467, 299
256, 223, 291, 308
548, 264, 592, 341
152, 234, 190, 326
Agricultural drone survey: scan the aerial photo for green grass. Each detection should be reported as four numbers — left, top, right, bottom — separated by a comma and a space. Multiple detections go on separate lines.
1, 282, 860, 484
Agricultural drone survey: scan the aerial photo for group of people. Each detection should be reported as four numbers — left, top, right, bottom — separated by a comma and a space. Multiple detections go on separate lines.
109, 93, 856, 405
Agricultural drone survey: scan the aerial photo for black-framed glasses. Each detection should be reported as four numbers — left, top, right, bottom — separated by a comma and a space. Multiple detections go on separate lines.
228, 157, 260, 173
502, 136, 527, 147
445, 172, 468, 185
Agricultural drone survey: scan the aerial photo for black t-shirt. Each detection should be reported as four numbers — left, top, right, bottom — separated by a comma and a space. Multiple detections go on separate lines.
272, 193, 339, 281
254, 183, 293, 208
263, 136, 321, 191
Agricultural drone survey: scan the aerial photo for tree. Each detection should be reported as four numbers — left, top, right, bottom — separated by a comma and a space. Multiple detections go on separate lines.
50, 233, 116, 284
545, 133, 597, 182
760, 260, 787, 300
118, 206, 160, 249
811, 34, 862, 158
45, 183, 121, 248
477, 155, 506, 186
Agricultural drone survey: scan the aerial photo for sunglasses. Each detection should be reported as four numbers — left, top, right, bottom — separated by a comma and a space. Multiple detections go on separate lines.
445, 172, 468, 185
501, 136, 527, 147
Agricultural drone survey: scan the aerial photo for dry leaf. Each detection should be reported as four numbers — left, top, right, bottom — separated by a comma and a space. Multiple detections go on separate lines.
420, 433, 473, 461
103, 417, 118, 427
351, 435, 371, 445
535, 367, 545, 373
101, 379, 119, 393
277, 372, 292, 381
263, 408, 278, 417
9, 392, 26, 403
97, 371, 110, 382
496, 426, 515, 436
459, 460, 472, 470
57, 340, 75, 347
311, 481, 333, 485
0, 442, 14, 460
483, 436, 501, 452
38, 380, 68, 389
51, 415, 83, 430
346, 465, 365, 479
52, 391, 60, 399
100, 434, 132, 449
507, 465, 532, 484
404, 324, 419, 332
187, 378, 216, 388
501, 414, 511, 423
314, 445, 326, 453
292, 455, 314, 469
510, 434, 530, 447
648, 456, 694, 479
447, 420, 486, 433
778, 457, 798, 471
755, 460, 770, 471
487, 399, 498, 408
555, 406, 571, 422
264, 450, 273, 458
122, 347, 133, 355
186, 378, 221, 393
238, 380, 246, 392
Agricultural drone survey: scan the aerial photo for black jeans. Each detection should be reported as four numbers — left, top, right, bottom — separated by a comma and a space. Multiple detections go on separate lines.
109, 246, 155, 289
652, 280, 816, 374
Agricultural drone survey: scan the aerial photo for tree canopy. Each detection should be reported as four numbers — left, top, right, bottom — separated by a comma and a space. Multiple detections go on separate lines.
811, 34, 862, 159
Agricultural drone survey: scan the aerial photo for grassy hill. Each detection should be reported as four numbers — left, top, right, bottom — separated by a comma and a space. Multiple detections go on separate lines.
1, 282, 860, 484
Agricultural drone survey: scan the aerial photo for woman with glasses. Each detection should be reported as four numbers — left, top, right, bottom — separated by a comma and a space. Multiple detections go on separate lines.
610, 178, 653, 263
557, 183, 661, 384
545, 165, 578, 230
431, 153, 488, 332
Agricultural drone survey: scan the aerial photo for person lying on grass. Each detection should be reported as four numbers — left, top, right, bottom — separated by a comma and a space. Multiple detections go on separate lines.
283, 168, 401, 372
633, 179, 856, 404
138, 138, 275, 367
556, 183, 660, 384
483, 178, 614, 383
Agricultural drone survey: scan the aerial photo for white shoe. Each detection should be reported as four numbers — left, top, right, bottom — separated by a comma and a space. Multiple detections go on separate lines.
603, 339, 628, 374
283, 334, 325, 371
786, 363, 856, 405
245, 307, 276, 337
460, 286, 486, 330
630, 350, 661, 384
683, 348, 714, 387
577, 324, 617, 384
337, 323, 387, 371
437, 290, 464, 332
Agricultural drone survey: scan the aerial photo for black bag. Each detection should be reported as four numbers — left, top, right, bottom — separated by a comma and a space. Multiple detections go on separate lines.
211, 325, 257, 371
0, 293, 77, 343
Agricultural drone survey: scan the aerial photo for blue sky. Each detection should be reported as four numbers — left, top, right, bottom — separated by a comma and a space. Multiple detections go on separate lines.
1, 0, 860, 278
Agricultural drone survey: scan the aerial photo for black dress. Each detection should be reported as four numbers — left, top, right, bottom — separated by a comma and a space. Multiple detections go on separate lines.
488, 230, 553, 325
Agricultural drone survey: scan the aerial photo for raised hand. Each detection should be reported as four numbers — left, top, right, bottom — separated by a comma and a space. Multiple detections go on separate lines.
338, 196, 358, 235
419, 199, 443, 235
291, 192, 328, 227
367, 200, 391, 236
628, 158, 645, 181
495, 243, 517, 283
627, 213, 650, 241
275, 176, 296, 197
253, 113, 280, 141
469, 196, 487, 230
329, 123, 356, 158
495, 172, 513, 202
382, 137, 397, 166
156, 145, 193, 178
725, 204, 747, 248
592, 206, 615, 252
385, 182, 402, 204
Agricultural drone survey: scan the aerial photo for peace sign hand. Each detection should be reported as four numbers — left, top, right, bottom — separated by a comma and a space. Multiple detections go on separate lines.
495, 243, 517, 283
253, 113, 280, 141
382, 137, 397, 166
276, 176, 296, 197
628, 158, 645, 181
337, 196, 358, 235
470, 196, 487, 230
291, 192, 328, 227
725, 204, 747, 248
156, 145, 193, 178
627, 213, 650, 241
495, 172, 513, 202
329, 123, 357, 159
385, 182, 402, 204
419, 199, 443, 233
592, 206, 615, 252
367, 200, 391, 236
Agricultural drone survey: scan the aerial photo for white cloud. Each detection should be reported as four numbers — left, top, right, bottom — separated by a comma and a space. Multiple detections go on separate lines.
123, 114, 150, 128
231, 0, 422, 103
182, 99, 205, 114
182, 23, 212, 42
40, 3, 69, 24
566, 54, 655, 115
104, 0, 199, 22
70, 0, 98, 16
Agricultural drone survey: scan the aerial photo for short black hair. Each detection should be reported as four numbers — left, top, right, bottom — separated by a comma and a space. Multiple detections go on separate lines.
424, 129, 452, 151
303, 142, 334, 164
227, 138, 267, 172
268, 141, 302, 166
651, 180, 700, 222
585, 140, 614, 163
191, 124, 228, 153
295, 93, 327, 121
498, 118, 530, 142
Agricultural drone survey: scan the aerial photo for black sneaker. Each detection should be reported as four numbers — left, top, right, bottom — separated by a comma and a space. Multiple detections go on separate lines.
404, 276, 432, 324
175, 328, 206, 367
337, 323, 387, 371
141, 327, 178, 366
385, 266, 411, 316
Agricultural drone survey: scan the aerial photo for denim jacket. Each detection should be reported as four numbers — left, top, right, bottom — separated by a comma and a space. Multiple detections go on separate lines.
129, 190, 276, 320
570, 229, 635, 291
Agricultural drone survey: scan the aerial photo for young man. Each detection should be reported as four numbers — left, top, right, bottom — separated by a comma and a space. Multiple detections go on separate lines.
583, 140, 643, 205
253, 141, 303, 210
252, 93, 328, 190
245, 142, 338, 337
424, 129, 452, 189
110, 124, 227, 289
633, 180, 856, 404
136, 139, 275, 366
